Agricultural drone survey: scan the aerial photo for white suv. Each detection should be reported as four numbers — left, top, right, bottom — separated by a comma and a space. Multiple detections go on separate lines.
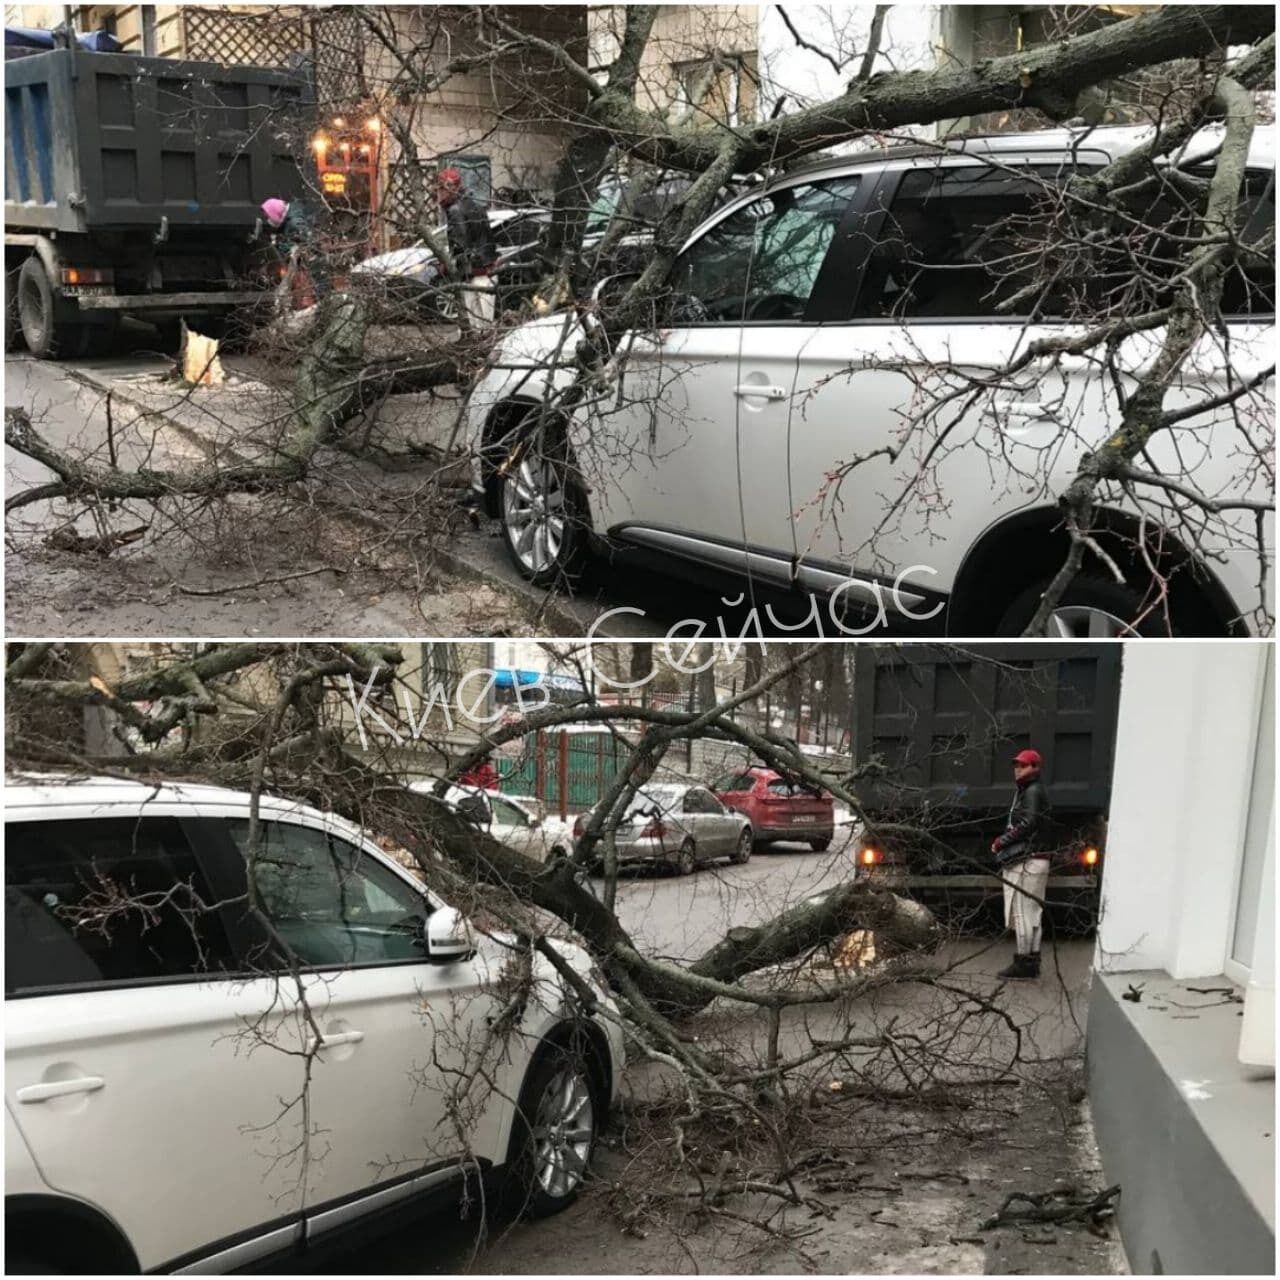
465, 125, 1275, 636
426, 782, 572, 863
5, 778, 623, 1274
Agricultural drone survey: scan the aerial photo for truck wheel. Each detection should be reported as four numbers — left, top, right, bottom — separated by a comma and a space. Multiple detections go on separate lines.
17, 257, 86, 359
809, 837, 831, 853
5, 265, 23, 351
152, 319, 184, 353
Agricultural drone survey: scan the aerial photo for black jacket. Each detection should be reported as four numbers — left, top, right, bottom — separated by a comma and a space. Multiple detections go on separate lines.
444, 195, 496, 279
994, 775, 1051, 866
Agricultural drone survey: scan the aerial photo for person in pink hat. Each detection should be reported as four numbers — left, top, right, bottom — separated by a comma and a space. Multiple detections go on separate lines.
260, 196, 327, 300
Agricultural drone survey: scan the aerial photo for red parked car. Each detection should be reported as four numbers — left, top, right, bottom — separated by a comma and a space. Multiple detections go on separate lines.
713, 766, 834, 852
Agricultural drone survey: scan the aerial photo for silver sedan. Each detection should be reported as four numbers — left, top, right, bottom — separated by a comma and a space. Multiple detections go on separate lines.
580, 783, 753, 875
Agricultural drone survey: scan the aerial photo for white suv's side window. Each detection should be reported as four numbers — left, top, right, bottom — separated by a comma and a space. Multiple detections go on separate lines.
227, 821, 428, 969
490, 796, 531, 828
5, 817, 238, 995
668, 177, 861, 323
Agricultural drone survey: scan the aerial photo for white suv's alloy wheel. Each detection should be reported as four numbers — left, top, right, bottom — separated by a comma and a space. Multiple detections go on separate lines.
531, 1067, 595, 1198
1045, 606, 1129, 639
502, 448, 567, 575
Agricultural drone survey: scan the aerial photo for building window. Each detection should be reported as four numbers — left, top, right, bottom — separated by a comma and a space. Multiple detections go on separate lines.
673, 51, 758, 127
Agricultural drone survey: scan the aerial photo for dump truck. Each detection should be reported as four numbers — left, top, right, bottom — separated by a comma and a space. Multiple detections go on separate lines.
5, 37, 308, 357
850, 644, 1122, 932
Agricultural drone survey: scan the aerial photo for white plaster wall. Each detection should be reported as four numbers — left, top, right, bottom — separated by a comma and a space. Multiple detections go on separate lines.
1097, 642, 1270, 980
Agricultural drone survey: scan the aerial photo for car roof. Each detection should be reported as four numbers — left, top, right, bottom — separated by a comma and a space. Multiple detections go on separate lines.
779, 122, 1275, 184
4, 774, 371, 847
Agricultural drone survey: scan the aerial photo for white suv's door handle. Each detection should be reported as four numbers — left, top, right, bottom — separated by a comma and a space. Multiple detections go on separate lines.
16, 1076, 105, 1104
307, 1030, 365, 1053
733, 383, 788, 401
991, 397, 1058, 423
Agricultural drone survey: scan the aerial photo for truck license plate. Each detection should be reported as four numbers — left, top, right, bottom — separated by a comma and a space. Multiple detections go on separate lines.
793, 814, 815, 823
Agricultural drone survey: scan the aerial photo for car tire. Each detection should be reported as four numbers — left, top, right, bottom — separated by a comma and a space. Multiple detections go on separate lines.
17, 257, 88, 360
995, 574, 1169, 638
505, 1039, 601, 1219
809, 837, 832, 852
498, 416, 590, 587
674, 839, 696, 876
729, 829, 752, 865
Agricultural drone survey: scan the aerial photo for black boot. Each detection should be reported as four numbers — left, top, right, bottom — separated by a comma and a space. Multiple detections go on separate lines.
1028, 951, 1041, 978
997, 953, 1037, 980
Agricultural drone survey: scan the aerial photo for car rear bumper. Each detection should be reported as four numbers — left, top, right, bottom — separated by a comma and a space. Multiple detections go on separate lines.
611, 837, 682, 865
755, 824, 834, 842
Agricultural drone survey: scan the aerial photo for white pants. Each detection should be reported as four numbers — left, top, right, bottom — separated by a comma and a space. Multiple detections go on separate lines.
1002, 856, 1051, 955
461, 275, 495, 328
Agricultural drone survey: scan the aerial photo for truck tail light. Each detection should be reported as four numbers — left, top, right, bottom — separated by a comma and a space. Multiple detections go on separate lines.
860, 846, 880, 866
1082, 847, 1099, 867
640, 820, 667, 839
61, 267, 114, 285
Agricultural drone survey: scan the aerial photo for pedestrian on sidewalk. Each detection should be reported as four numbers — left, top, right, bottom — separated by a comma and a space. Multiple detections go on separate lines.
436, 168, 497, 330
992, 748, 1052, 979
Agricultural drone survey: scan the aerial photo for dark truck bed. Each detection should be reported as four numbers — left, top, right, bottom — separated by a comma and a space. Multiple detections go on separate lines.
6, 46, 306, 232
850, 645, 1122, 929
5, 44, 308, 355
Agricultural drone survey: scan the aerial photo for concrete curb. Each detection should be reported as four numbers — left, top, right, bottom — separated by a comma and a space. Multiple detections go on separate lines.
61, 361, 628, 637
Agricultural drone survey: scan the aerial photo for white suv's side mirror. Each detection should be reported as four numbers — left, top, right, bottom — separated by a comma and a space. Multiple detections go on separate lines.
425, 906, 474, 965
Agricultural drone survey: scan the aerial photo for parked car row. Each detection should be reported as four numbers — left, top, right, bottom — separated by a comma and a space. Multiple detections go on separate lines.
569, 769, 838, 874
350, 169, 744, 324
5, 778, 624, 1274
465, 124, 1275, 638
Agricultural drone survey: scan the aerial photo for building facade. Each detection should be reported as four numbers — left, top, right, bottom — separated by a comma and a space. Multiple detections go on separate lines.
1087, 642, 1274, 1274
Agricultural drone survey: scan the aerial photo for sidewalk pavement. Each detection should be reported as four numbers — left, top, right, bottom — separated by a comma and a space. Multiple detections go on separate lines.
54, 355, 648, 637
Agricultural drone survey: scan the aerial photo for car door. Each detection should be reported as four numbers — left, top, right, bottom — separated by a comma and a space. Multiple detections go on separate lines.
681, 788, 724, 856
581, 175, 865, 580
4, 810, 310, 1273
778, 152, 1126, 615
488, 794, 544, 861
700, 789, 740, 852
223, 816, 501, 1239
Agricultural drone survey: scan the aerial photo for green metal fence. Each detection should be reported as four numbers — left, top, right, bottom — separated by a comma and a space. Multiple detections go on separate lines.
500, 729, 630, 813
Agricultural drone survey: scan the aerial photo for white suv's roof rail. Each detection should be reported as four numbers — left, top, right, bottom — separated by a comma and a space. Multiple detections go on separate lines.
3, 774, 372, 849
785, 122, 1275, 180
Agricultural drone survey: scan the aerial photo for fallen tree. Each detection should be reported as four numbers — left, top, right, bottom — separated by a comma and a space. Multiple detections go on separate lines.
7, 639, 1109, 1256
5, 6, 1274, 634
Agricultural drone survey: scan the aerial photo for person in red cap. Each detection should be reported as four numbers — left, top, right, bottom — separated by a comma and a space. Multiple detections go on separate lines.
991, 748, 1052, 978
436, 167, 497, 329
